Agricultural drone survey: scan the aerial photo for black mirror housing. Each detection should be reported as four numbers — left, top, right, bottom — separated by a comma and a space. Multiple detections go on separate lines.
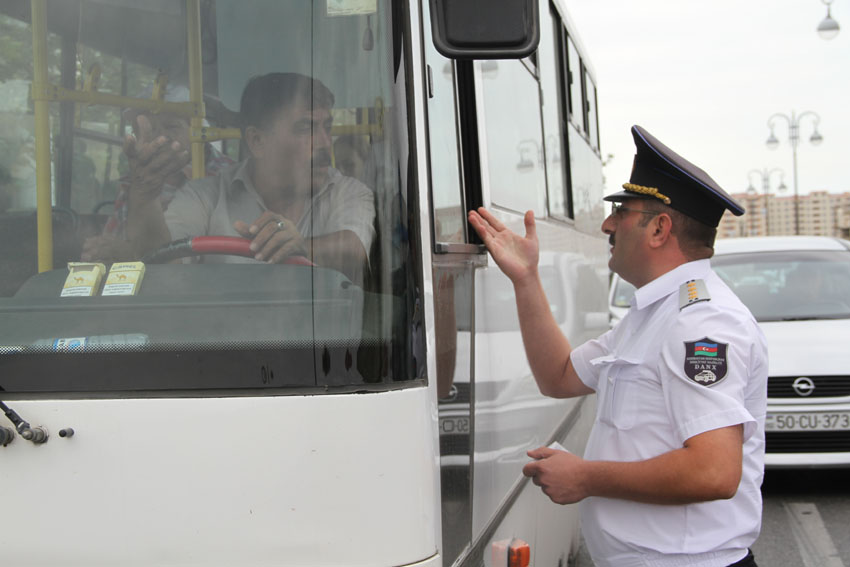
429, 0, 539, 59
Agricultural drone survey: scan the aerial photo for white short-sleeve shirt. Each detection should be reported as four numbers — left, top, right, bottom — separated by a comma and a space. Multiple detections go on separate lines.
165, 160, 376, 264
571, 259, 768, 567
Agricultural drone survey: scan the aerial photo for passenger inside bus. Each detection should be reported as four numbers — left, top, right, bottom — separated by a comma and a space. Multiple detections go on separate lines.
333, 134, 371, 185
87, 72, 376, 286
81, 83, 235, 263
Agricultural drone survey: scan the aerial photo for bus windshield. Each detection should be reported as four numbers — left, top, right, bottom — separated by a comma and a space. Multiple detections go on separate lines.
0, 0, 422, 394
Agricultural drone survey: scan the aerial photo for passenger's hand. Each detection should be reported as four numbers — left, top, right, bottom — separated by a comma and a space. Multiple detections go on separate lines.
124, 115, 190, 204
467, 207, 539, 284
81, 235, 136, 263
523, 446, 587, 505
234, 211, 308, 263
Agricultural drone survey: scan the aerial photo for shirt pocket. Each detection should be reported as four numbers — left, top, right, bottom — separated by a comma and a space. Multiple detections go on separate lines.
592, 356, 643, 431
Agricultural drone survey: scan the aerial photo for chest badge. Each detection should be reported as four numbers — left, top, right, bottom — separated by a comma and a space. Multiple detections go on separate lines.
683, 337, 728, 386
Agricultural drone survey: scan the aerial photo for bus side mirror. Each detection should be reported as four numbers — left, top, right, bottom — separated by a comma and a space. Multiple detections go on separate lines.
428, 0, 539, 59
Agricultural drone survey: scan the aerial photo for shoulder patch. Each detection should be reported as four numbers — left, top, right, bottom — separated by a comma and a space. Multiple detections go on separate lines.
679, 279, 710, 310
683, 337, 728, 386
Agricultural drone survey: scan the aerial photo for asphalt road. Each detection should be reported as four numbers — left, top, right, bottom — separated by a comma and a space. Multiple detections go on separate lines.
754, 468, 849, 566
573, 468, 850, 566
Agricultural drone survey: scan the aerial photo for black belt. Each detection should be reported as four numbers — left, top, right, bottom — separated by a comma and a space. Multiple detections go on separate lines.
727, 550, 757, 567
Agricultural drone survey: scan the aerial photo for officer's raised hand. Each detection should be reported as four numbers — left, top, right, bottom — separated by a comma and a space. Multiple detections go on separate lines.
467, 207, 539, 284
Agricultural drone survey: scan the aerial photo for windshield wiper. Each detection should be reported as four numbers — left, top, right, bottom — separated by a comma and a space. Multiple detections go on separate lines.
0, 400, 48, 444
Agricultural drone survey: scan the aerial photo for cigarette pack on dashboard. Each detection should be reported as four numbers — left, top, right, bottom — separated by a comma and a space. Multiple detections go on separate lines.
102, 261, 146, 296
61, 262, 106, 297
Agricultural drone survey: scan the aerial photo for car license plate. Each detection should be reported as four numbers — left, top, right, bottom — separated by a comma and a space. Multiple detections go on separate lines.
765, 412, 850, 431
439, 416, 470, 435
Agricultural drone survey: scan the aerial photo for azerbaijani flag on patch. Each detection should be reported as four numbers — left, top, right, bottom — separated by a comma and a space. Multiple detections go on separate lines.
694, 342, 718, 356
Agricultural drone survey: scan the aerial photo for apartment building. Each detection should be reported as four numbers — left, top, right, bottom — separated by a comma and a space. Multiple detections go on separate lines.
718, 191, 850, 239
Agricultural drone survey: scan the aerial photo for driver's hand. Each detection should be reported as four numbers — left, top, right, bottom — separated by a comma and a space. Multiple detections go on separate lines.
124, 115, 190, 204
81, 235, 136, 263
234, 212, 308, 263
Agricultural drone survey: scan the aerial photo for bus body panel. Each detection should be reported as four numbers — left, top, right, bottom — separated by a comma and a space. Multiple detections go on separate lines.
0, 389, 437, 566
422, 0, 608, 558
469, 222, 606, 562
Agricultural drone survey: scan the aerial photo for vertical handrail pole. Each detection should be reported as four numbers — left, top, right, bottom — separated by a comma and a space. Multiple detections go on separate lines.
31, 0, 54, 271
186, 0, 205, 179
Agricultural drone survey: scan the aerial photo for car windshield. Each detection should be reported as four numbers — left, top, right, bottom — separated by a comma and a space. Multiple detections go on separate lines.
712, 249, 850, 322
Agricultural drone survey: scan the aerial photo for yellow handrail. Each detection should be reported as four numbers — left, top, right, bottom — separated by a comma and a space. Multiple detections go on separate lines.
331, 123, 384, 137
188, 121, 385, 144
31, 84, 202, 120
31, 0, 53, 272
74, 63, 101, 128
28, 0, 207, 273
191, 126, 242, 143
186, 0, 205, 179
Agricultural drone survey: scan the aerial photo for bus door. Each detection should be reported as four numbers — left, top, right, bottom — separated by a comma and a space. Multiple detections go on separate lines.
424, 1, 609, 565
422, 10, 477, 561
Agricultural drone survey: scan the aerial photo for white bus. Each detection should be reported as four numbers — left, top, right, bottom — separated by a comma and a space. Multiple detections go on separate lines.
0, 1, 608, 565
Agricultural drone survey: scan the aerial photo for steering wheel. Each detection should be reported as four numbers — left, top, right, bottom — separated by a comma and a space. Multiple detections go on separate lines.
141, 236, 315, 265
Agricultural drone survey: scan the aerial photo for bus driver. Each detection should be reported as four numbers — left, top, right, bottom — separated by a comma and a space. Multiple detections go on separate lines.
118, 72, 375, 285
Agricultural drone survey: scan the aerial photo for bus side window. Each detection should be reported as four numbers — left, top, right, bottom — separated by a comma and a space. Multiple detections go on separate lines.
423, 23, 467, 248
586, 73, 600, 151
538, 3, 573, 221
478, 58, 546, 216
566, 35, 584, 133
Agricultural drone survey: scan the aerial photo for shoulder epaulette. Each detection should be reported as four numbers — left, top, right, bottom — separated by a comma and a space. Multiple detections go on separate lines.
679, 279, 711, 310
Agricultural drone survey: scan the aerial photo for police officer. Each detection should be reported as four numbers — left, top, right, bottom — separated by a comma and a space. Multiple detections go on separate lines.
468, 125, 767, 567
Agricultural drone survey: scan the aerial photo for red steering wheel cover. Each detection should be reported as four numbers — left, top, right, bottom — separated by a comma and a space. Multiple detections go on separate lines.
190, 236, 253, 257
190, 236, 315, 265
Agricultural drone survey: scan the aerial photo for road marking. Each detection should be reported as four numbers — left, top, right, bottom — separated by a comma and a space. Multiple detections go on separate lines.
784, 502, 845, 567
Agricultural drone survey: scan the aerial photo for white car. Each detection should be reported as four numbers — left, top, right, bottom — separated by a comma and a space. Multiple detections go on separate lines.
608, 236, 850, 468
608, 275, 635, 326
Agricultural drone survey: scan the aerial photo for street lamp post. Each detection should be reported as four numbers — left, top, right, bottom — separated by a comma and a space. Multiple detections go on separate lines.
765, 111, 823, 235
818, 0, 841, 39
747, 168, 786, 236
745, 188, 757, 236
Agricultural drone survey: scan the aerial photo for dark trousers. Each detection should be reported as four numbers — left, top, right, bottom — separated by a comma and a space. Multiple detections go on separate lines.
727, 550, 757, 567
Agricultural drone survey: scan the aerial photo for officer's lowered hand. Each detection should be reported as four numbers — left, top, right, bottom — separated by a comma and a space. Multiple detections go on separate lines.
523, 446, 588, 505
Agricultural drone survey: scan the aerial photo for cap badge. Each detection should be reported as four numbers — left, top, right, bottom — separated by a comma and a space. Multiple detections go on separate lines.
683, 337, 728, 386
621, 183, 671, 205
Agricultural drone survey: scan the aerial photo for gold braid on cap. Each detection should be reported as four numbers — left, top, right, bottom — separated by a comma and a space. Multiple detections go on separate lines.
622, 183, 671, 205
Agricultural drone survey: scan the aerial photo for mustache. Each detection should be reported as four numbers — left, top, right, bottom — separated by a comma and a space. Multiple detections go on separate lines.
312, 149, 331, 168
609, 235, 615, 246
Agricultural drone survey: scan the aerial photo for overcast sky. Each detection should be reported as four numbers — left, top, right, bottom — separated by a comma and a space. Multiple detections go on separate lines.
562, 0, 849, 199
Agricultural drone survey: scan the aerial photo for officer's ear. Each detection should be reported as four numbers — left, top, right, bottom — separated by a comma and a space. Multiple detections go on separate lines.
647, 212, 674, 249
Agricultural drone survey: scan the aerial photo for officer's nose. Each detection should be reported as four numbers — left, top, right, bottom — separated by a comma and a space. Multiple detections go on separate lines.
601, 212, 616, 235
